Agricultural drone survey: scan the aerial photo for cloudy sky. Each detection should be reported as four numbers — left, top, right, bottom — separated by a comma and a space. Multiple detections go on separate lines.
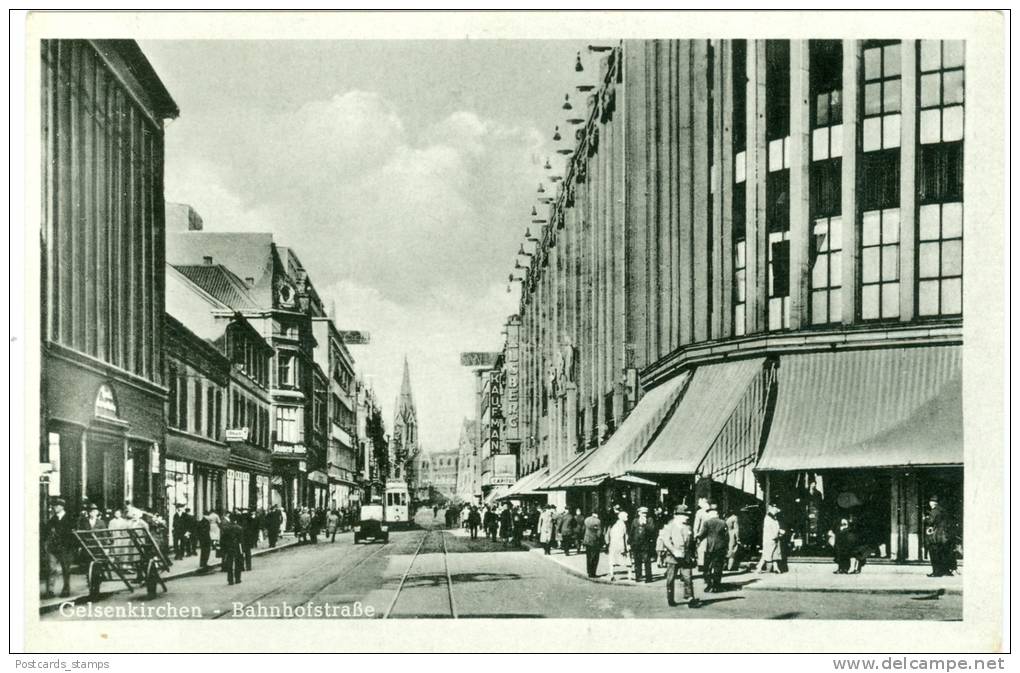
141, 39, 592, 453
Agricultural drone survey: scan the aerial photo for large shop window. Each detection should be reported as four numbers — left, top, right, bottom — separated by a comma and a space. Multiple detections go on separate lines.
862, 41, 902, 152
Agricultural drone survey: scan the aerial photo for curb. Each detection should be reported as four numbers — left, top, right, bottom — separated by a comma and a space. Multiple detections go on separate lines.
531, 547, 963, 596
39, 539, 302, 615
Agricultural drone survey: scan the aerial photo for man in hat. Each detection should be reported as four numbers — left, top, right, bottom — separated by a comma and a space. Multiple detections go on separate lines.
923, 495, 956, 577
219, 512, 245, 585
266, 504, 283, 548
172, 503, 188, 560
582, 508, 604, 578
43, 498, 77, 598
630, 506, 659, 583
662, 505, 698, 607
697, 502, 730, 592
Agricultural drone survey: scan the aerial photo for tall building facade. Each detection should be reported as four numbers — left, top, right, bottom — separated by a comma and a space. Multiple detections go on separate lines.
39, 40, 178, 518
508, 40, 964, 562
455, 419, 481, 503
312, 316, 361, 510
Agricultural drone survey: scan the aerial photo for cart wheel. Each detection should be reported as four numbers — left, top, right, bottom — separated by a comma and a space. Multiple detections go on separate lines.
87, 562, 102, 598
145, 561, 159, 599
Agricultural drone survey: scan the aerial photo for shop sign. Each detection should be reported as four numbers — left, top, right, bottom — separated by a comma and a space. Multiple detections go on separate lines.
490, 454, 517, 485
504, 320, 521, 441
226, 428, 250, 442
298, 461, 307, 472
460, 352, 499, 368
94, 384, 119, 419
273, 443, 306, 456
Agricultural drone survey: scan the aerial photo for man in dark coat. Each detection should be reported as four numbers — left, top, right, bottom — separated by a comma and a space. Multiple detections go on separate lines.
467, 506, 481, 540
582, 509, 604, 579
266, 505, 283, 548
924, 495, 956, 577
239, 508, 258, 571
483, 506, 498, 541
498, 503, 514, 546
43, 498, 77, 597
557, 507, 579, 556
629, 506, 659, 583
662, 505, 699, 607
172, 504, 188, 560
219, 512, 245, 585
196, 511, 212, 571
697, 503, 731, 592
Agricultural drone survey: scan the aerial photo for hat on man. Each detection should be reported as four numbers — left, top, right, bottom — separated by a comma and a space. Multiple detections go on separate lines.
51, 498, 66, 508
637, 506, 649, 514
89, 503, 100, 512
929, 494, 940, 503
673, 505, 690, 516
707, 502, 719, 512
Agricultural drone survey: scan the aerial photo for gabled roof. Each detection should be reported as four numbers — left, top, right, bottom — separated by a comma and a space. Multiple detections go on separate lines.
166, 232, 276, 307
174, 263, 261, 311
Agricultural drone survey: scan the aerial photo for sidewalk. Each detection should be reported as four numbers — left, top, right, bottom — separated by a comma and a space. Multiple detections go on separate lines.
520, 539, 962, 596
39, 533, 302, 614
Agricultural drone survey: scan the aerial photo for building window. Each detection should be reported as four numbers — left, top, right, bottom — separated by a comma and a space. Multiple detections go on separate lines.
765, 40, 791, 332
810, 217, 843, 324
167, 363, 178, 428
919, 40, 964, 145
177, 372, 188, 431
862, 41, 902, 152
767, 231, 790, 331
917, 202, 963, 316
275, 406, 303, 444
194, 382, 203, 436
733, 240, 747, 336
277, 354, 296, 388
860, 208, 901, 320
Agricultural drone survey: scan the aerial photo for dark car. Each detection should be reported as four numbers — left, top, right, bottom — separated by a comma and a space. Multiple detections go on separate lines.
353, 504, 389, 544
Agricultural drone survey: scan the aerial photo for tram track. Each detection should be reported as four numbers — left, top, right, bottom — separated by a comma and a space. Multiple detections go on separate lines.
383, 524, 457, 619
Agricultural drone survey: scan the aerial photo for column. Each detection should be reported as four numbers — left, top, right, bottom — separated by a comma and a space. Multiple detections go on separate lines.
624, 40, 650, 371
692, 39, 712, 344
899, 40, 918, 321
789, 40, 812, 330
677, 40, 694, 349
747, 40, 769, 334
841, 40, 860, 325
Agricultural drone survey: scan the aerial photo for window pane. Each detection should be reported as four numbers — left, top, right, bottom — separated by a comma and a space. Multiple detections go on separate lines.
920, 73, 941, 108
816, 93, 829, 126
864, 47, 882, 79
941, 239, 963, 276
882, 208, 900, 243
812, 254, 828, 288
881, 283, 900, 318
920, 40, 942, 72
863, 117, 882, 152
943, 40, 965, 68
830, 216, 843, 249
735, 270, 746, 301
768, 299, 782, 330
920, 109, 942, 144
735, 240, 746, 267
735, 151, 746, 183
830, 251, 842, 286
883, 44, 901, 77
734, 309, 745, 336
768, 138, 784, 172
919, 204, 941, 240
830, 289, 842, 320
830, 124, 843, 158
919, 241, 940, 278
831, 90, 843, 122
918, 280, 939, 315
783, 137, 791, 169
812, 127, 829, 161
812, 291, 828, 324
862, 210, 881, 246
883, 80, 901, 112
813, 219, 829, 252
862, 247, 880, 283
864, 82, 882, 115
942, 202, 963, 238
862, 284, 880, 319
943, 105, 964, 142
881, 245, 899, 281
883, 113, 901, 149
943, 70, 964, 105
941, 277, 962, 314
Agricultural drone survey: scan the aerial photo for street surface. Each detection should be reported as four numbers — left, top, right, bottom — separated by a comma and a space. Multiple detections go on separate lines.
45, 510, 961, 621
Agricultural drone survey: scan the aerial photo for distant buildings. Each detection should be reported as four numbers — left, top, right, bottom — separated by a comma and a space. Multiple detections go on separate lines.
455, 419, 480, 503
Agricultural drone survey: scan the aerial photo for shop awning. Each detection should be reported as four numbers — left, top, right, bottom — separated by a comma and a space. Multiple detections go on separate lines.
497, 468, 550, 500
756, 346, 962, 471
483, 487, 508, 505
166, 429, 230, 468
569, 372, 692, 487
536, 448, 597, 491
226, 441, 272, 474
629, 358, 767, 476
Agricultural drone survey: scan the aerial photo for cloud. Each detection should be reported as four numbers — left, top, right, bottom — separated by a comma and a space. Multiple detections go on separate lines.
163, 90, 542, 449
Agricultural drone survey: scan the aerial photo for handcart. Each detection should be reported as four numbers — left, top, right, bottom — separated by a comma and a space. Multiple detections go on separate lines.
73, 528, 172, 599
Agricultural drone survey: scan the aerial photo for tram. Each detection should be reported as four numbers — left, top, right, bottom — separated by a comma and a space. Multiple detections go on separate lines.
383, 479, 411, 526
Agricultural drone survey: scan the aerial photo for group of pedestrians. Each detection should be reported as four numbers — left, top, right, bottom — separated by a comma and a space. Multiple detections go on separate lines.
292, 506, 353, 544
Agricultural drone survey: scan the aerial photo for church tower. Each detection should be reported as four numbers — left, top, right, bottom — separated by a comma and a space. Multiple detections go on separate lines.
389, 357, 419, 480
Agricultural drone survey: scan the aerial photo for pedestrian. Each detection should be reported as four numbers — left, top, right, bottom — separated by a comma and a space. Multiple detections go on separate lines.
512, 506, 525, 547
923, 495, 956, 577
582, 508, 603, 579
242, 508, 259, 570
662, 505, 699, 608
556, 506, 577, 555
327, 509, 340, 542
693, 496, 710, 571
467, 506, 481, 540
606, 511, 632, 583
219, 513, 245, 586
310, 508, 324, 544
266, 505, 282, 548
572, 508, 585, 554
725, 508, 742, 571
43, 498, 76, 598
498, 503, 514, 546
171, 503, 188, 560
755, 505, 783, 574
196, 510, 212, 570
298, 507, 311, 544
697, 503, 729, 593
629, 506, 658, 583
831, 518, 855, 574
81, 503, 107, 532
484, 506, 498, 541
538, 505, 556, 555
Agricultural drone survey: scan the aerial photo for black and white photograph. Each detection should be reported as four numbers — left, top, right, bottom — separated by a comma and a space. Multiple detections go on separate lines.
12, 9, 1007, 656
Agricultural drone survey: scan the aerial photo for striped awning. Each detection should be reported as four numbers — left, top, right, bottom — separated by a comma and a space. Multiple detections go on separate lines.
497, 468, 549, 500
536, 448, 597, 491
629, 358, 767, 476
756, 346, 962, 471
569, 372, 692, 487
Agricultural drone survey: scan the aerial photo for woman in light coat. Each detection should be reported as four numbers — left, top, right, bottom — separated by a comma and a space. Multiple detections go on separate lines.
755, 506, 782, 573
606, 511, 632, 582
537, 506, 557, 554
